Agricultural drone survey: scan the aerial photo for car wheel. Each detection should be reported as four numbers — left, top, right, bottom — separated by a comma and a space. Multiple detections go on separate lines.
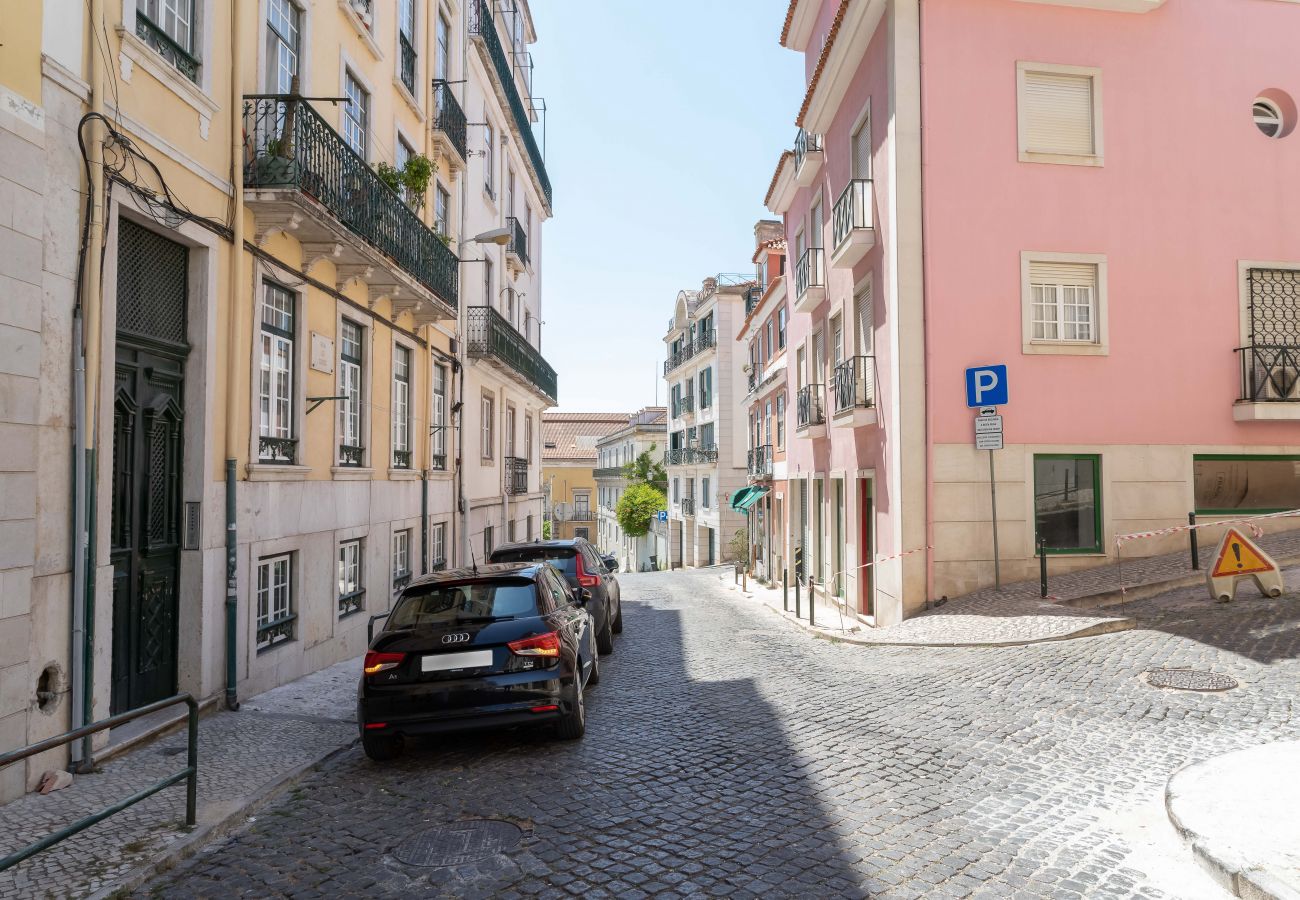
612, 597, 624, 635
596, 611, 614, 656
586, 644, 601, 687
554, 673, 586, 740
362, 731, 404, 761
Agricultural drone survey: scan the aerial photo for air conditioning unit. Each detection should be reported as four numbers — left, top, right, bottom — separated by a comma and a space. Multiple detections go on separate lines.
1256, 363, 1300, 399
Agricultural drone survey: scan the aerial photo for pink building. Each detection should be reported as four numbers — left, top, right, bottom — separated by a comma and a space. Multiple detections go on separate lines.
766, 0, 1300, 625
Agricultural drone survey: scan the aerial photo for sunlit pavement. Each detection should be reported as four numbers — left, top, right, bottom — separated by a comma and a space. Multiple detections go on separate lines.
140, 569, 1300, 899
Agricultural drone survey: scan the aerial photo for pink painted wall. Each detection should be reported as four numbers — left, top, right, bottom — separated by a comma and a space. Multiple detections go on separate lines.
785, 3, 902, 555
922, 0, 1300, 447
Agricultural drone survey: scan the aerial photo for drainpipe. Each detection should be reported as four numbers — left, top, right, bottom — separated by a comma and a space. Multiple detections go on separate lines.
457, 8, 470, 567
421, 469, 429, 573
223, 0, 246, 711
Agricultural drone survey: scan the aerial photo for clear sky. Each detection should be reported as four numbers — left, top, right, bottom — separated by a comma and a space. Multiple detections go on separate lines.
530, 1, 804, 414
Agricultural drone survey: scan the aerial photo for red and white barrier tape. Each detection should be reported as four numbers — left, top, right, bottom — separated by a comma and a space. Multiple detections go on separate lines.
1114, 507, 1300, 549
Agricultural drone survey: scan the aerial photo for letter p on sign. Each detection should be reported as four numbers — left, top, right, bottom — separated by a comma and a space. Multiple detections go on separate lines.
965, 365, 1009, 408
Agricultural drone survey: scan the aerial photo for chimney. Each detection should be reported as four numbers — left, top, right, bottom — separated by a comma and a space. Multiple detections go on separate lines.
754, 218, 784, 247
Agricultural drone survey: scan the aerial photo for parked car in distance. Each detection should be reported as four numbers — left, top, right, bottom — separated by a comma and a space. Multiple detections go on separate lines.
489, 539, 623, 654
357, 562, 599, 761
601, 554, 619, 572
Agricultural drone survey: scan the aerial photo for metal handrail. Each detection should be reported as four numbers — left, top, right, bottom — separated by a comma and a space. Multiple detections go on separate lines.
465, 306, 558, 401
797, 384, 826, 428
832, 179, 873, 250
432, 81, 468, 161
793, 128, 822, 172
506, 216, 529, 266
833, 356, 876, 412
135, 13, 200, 82
399, 33, 417, 94
1236, 344, 1300, 401
795, 248, 824, 299
0, 694, 198, 872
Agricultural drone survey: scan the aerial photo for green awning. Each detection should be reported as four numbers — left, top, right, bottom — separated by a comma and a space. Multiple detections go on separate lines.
732, 486, 770, 511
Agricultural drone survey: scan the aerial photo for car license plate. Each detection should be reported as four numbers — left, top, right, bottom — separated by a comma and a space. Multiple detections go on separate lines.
421, 650, 493, 672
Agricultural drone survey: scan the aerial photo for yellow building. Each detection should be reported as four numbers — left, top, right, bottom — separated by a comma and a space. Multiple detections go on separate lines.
542, 414, 632, 542
0, 0, 554, 798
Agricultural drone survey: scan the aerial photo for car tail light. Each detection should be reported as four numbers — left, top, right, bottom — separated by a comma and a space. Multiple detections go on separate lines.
363, 722, 389, 730
508, 632, 561, 657
575, 554, 600, 588
529, 705, 558, 713
363, 651, 405, 675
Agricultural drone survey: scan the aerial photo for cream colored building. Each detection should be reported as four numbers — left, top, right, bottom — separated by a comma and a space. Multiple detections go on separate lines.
0, 0, 554, 800
595, 407, 668, 573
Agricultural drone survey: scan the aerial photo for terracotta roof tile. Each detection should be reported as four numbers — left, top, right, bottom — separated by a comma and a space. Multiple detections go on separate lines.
763, 150, 795, 209
779, 0, 800, 46
795, 0, 851, 129
541, 413, 633, 461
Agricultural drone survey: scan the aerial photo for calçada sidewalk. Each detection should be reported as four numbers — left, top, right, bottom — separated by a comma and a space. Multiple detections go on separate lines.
0, 657, 362, 900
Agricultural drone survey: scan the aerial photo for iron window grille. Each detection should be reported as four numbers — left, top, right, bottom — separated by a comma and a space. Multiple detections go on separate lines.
506, 456, 529, 495
832, 180, 872, 251
432, 81, 468, 162
832, 356, 876, 413
797, 384, 826, 428
793, 128, 822, 173
136, 0, 200, 83
256, 554, 295, 650
506, 216, 529, 266
398, 30, 417, 95
795, 248, 825, 299
1239, 268, 1300, 401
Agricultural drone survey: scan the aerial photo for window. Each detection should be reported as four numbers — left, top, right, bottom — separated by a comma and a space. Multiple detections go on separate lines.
398, 0, 417, 94
431, 522, 446, 568
574, 491, 590, 520
700, 423, 714, 449
575, 527, 590, 541
435, 183, 451, 237
256, 554, 293, 649
852, 111, 871, 179
765, 400, 773, 445
392, 529, 411, 591
343, 71, 369, 157
431, 364, 447, 469
777, 394, 786, 448
483, 524, 494, 558
1023, 256, 1107, 354
483, 116, 496, 197
266, 0, 299, 94
1253, 98, 1286, 139
809, 195, 823, 249
259, 282, 295, 463
137, 0, 199, 82
702, 477, 710, 509
435, 10, 450, 82
338, 539, 365, 616
338, 319, 364, 464
778, 307, 787, 349
766, 320, 775, 359
481, 395, 494, 459
484, 256, 494, 306
392, 345, 411, 467
1017, 63, 1102, 165
505, 406, 516, 459
525, 414, 533, 461
699, 367, 712, 409
855, 282, 873, 356
526, 514, 533, 541
1034, 455, 1101, 554
395, 136, 417, 206
1194, 455, 1300, 514
506, 167, 516, 217
672, 477, 679, 503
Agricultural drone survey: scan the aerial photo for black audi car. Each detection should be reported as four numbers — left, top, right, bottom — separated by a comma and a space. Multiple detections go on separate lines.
489, 539, 623, 655
357, 562, 599, 761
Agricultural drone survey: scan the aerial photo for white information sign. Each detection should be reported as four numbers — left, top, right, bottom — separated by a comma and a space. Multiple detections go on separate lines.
976, 432, 1004, 451
974, 416, 1003, 435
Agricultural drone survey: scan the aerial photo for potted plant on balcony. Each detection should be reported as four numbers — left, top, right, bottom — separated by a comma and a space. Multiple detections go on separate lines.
375, 154, 434, 210
249, 95, 300, 187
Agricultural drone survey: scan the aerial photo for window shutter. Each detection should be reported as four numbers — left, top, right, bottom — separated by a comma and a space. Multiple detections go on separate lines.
1023, 71, 1094, 156
854, 283, 873, 356
852, 119, 871, 179
1029, 261, 1096, 290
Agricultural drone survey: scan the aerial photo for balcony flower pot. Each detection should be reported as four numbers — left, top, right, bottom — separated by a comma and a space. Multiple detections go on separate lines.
250, 152, 299, 186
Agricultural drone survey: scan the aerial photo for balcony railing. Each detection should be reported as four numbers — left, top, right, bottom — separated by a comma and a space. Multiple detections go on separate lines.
136, 13, 199, 83
796, 384, 826, 429
393, 448, 412, 469
399, 33, 417, 94
832, 180, 873, 250
833, 356, 876, 413
744, 285, 764, 316
432, 80, 468, 162
748, 445, 774, 479
594, 467, 625, 479
795, 248, 824, 300
680, 497, 696, 517
506, 456, 529, 495
506, 216, 529, 267
243, 96, 459, 310
673, 395, 695, 418
430, 452, 448, 471
1237, 345, 1300, 401
466, 306, 558, 401
793, 128, 822, 173
693, 328, 717, 355
339, 444, 365, 467
469, 0, 552, 208
258, 436, 297, 465
665, 446, 718, 467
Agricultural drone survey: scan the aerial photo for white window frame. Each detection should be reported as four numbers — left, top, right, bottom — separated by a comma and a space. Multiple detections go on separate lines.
483, 114, 497, 200
338, 318, 365, 456
391, 342, 413, 467
1020, 252, 1109, 356
256, 553, 294, 649
1016, 61, 1104, 167
435, 7, 451, 82
481, 393, 495, 460
338, 538, 364, 617
265, 0, 301, 94
431, 362, 448, 468
258, 280, 296, 458
342, 67, 370, 159
392, 528, 411, 585
431, 521, 446, 567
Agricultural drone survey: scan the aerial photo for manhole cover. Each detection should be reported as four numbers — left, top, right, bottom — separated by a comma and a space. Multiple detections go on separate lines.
392, 820, 522, 867
1146, 669, 1238, 692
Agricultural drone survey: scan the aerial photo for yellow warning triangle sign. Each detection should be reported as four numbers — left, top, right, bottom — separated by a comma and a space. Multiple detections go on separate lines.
1210, 529, 1276, 578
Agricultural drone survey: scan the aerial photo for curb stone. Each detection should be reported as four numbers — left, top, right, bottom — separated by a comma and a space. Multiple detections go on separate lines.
87, 736, 360, 900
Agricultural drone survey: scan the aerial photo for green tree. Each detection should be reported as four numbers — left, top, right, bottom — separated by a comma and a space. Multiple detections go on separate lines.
542, 519, 552, 539
617, 482, 667, 538
623, 442, 667, 493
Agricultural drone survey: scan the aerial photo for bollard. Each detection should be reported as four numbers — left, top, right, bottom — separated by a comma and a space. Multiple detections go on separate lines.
809, 577, 816, 627
1189, 512, 1199, 570
742, 570, 747, 592
1038, 538, 1048, 599
795, 576, 801, 618
783, 569, 789, 612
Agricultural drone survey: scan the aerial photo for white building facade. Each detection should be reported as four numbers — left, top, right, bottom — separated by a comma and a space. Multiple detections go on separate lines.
595, 407, 667, 573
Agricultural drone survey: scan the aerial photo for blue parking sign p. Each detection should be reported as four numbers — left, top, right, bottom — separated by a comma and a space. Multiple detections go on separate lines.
965, 365, 1008, 408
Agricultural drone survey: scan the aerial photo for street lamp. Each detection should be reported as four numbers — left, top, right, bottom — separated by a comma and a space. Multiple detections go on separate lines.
471, 227, 511, 246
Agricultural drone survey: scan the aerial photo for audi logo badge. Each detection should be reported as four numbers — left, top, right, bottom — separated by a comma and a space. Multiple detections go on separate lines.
441, 633, 471, 645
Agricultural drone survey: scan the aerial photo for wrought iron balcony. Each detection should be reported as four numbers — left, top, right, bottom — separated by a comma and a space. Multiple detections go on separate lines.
793, 248, 825, 311
747, 370, 759, 394
665, 446, 718, 467
796, 384, 826, 430
680, 497, 696, 517
399, 33, 417, 94
832, 180, 875, 269
242, 96, 459, 319
664, 344, 693, 376
744, 284, 765, 316
393, 448, 412, 469
430, 452, 448, 471
392, 572, 412, 592
506, 455, 529, 494
136, 13, 199, 83
1237, 344, 1300, 401
793, 129, 823, 186
258, 436, 297, 465
693, 329, 717, 355
748, 445, 774, 479
506, 216, 528, 269
339, 588, 365, 617
594, 467, 625, 479
432, 81, 468, 165
466, 305, 558, 402
673, 395, 695, 419
339, 444, 365, 467
469, 0, 552, 208
833, 356, 876, 413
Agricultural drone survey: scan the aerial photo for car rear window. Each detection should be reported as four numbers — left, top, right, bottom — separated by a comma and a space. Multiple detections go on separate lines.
490, 547, 578, 576
388, 579, 538, 628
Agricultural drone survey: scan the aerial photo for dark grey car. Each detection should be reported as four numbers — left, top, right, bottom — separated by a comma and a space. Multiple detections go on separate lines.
489, 539, 623, 654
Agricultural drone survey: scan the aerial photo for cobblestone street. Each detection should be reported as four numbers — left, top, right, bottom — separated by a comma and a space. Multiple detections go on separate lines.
141, 570, 1300, 899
